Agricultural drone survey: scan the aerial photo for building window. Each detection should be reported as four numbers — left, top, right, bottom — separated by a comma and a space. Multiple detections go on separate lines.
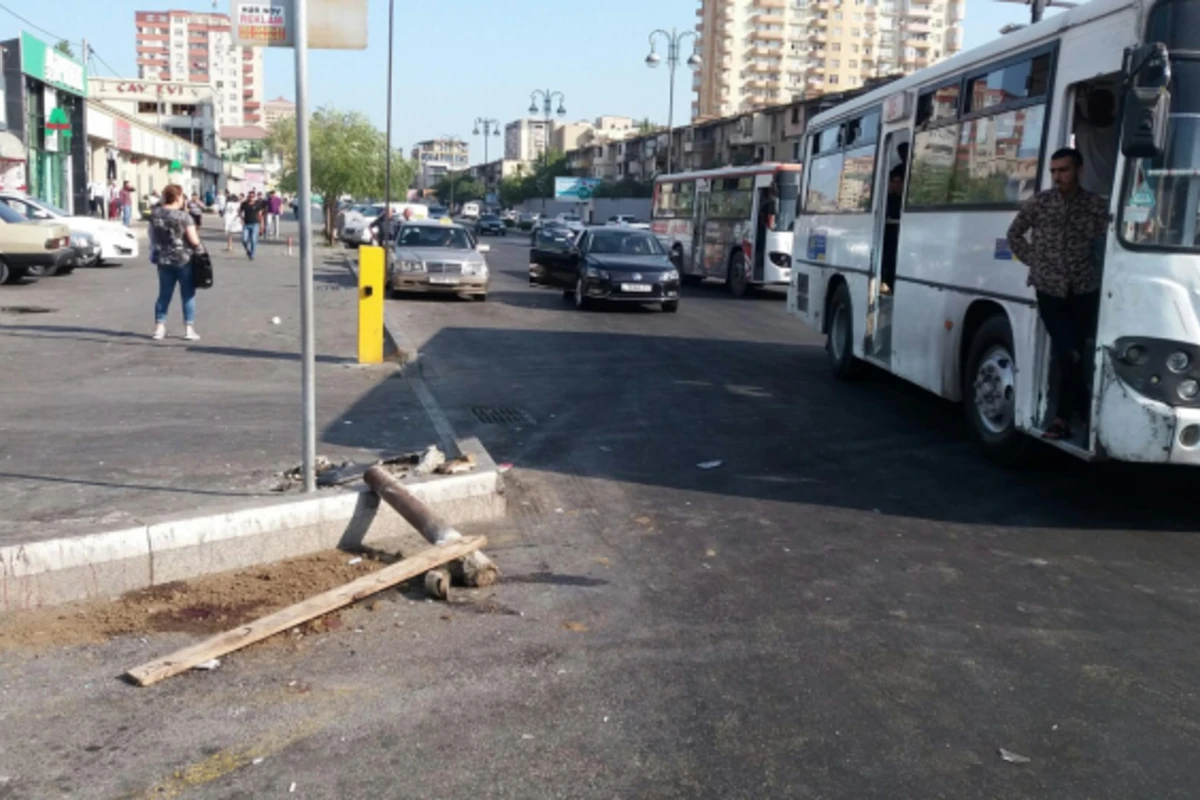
849, 60, 858, 67
829, 75, 839, 84
138, 101, 159, 113
832, 42, 841, 52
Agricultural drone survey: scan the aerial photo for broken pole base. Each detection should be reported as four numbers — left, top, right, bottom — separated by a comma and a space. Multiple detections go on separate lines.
364, 465, 499, 587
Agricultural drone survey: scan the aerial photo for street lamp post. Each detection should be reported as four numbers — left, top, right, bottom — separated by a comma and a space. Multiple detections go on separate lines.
442, 134, 462, 212
645, 28, 701, 176
527, 89, 567, 165
385, 0, 395, 213
473, 117, 500, 201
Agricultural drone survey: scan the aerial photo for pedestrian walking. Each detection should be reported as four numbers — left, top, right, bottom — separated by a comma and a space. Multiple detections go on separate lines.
149, 184, 203, 342
239, 190, 266, 260
119, 180, 134, 227
1006, 147, 1108, 441
187, 194, 204, 228
265, 190, 282, 239
89, 179, 105, 218
223, 192, 242, 252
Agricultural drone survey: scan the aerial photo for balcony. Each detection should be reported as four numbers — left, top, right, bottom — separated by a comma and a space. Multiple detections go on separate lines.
752, 0, 786, 7
751, 28, 785, 42
906, 38, 932, 49
751, 12, 785, 25
905, 5, 934, 17
810, 31, 827, 42
906, 21, 932, 33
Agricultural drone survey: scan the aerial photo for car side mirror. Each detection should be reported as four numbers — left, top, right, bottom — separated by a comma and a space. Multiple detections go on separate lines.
1121, 43, 1171, 159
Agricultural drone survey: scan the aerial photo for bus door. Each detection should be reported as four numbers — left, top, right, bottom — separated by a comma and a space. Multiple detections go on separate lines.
866, 130, 910, 363
690, 179, 711, 275
751, 172, 776, 282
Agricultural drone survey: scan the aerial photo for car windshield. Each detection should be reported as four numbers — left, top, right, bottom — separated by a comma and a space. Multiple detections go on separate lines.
775, 172, 800, 232
1119, 58, 1200, 251
587, 230, 664, 256
560, 214, 581, 222
25, 197, 69, 217
363, 205, 385, 217
479, 215, 499, 222
428, 206, 448, 216
397, 225, 472, 249
0, 204, 24, 223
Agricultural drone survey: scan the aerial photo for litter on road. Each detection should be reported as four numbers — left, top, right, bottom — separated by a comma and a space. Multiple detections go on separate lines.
697, 460, 724, 470
347, 557, 363, 566
193, 658, 220, 671
998, 748, 1031, 764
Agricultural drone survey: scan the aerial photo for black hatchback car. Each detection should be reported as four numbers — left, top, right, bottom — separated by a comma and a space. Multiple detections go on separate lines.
529, 226, 680, 312
474, 213, 507, 236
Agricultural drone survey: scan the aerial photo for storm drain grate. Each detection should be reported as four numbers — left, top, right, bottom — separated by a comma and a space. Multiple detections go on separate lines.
471, 406, 535, 426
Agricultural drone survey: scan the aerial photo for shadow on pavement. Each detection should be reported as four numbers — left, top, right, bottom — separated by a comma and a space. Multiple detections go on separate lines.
330, 324, 1200, 533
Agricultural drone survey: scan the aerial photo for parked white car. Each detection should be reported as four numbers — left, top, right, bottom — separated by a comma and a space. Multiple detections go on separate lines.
0, 192, 139, 265
554, 212, 585, 233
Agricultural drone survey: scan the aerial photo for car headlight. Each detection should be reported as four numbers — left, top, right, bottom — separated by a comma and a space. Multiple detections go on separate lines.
663, 269, 679, 281
462, 263, 488, 277
584, 266, 609, 279
399, 260, 424, 272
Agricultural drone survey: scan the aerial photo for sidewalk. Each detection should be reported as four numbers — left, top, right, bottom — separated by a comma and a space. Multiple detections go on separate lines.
0, 219, 440, 547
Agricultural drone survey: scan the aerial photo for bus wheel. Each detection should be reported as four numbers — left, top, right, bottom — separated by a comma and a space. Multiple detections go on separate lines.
727, 251, 749, 298
826, 282, 860, 379
963, 316, 1031, 465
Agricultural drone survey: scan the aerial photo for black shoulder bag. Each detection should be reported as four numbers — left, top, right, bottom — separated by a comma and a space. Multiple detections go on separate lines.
192, 248, 214, 289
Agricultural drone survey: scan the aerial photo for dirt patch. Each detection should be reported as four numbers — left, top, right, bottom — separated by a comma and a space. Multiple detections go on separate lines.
0, 550, 388, 651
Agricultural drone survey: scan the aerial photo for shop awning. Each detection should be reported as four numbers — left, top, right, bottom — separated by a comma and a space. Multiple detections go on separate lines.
0, 131, 24, 162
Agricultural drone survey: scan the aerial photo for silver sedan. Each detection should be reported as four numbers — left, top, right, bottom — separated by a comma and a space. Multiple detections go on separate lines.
389, 221, 490, 301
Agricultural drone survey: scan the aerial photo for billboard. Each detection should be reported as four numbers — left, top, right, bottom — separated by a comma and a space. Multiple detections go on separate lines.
554, 177, 601, 201
232, 0, 368, 50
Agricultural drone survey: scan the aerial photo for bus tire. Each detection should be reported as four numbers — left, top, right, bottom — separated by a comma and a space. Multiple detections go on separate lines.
727, 250, 749, 298
962, 315, 1031, 466
826, 282, 860, 379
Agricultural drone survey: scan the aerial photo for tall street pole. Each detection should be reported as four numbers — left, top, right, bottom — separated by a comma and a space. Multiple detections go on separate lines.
528, 90, 565, 210
646, 27, 700, 176
294, 0, 316, 492
384, 0, 394, 210
473, 118, 499, 200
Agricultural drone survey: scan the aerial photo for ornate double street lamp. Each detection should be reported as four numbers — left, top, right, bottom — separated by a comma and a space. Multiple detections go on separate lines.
645, 28, 702, 175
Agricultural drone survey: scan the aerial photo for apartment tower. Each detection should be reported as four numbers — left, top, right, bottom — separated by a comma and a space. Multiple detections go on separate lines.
135, 10, 265, 128
693, 0, 964, 120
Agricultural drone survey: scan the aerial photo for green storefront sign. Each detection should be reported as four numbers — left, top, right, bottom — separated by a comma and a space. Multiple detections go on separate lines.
19, 32, 88, 96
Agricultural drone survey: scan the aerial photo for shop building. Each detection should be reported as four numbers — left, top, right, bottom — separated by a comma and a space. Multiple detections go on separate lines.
0, 32, 89, 213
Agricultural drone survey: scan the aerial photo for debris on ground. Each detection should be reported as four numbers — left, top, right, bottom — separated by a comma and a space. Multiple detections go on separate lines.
193, 658, 221, 671
0, 550, 383, 651
563, 621, 587, 632
347, 557, 363, 566
413, 445, 446, 476
496, 462, 513, 473
697, 460, 724, 469
998, 748, 1031, 764
435, 452, 478, 475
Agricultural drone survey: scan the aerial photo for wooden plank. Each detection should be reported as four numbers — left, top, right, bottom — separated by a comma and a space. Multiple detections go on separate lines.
125, 536, 486, 687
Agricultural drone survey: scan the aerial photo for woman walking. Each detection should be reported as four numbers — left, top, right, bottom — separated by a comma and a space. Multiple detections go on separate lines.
223, 192, 242, 252
187, 193, 204, 229
150, 184, 203, 341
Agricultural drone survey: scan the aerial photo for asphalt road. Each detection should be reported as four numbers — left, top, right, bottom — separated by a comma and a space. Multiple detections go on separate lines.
3, 230, 1200, 798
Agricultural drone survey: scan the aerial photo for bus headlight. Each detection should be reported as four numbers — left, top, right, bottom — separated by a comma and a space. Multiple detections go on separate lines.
769, 252, 791, 268
1167, 351, 1190, 373
1111, 337, 1200, 407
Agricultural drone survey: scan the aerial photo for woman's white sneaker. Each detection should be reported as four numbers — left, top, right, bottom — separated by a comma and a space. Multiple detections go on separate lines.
152, 324, 166, 340
184, 327, 200, 341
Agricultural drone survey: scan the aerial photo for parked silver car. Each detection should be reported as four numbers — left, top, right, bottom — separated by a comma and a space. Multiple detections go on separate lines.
389, 221, 490, 301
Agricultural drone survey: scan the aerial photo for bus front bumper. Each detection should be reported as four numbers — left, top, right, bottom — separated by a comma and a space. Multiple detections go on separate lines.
1095, 350, 1200, 465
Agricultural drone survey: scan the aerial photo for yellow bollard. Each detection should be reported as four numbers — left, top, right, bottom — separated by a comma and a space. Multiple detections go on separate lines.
358, 246, 385, 364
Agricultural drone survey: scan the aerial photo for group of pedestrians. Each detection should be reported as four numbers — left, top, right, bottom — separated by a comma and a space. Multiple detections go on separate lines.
219, 189, 282, 260
89, 180, 137, 226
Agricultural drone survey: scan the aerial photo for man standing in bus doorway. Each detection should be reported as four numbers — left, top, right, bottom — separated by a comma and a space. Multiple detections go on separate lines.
1007, 147, 1109, 441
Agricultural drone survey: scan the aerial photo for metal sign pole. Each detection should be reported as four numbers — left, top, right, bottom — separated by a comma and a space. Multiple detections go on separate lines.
293, 0, 317, 492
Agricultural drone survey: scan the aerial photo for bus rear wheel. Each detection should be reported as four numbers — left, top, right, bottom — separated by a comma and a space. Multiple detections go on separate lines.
727, 251, 749, 298
963, 315, 1031, 466
826, 282, 860, 379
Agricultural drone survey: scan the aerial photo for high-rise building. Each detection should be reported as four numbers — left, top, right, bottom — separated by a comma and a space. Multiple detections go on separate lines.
134, 10, 265, 128
263, 96, 296, 126
693, 0, 964, 120
411, 138, 470, 190
504, 118, 552, 162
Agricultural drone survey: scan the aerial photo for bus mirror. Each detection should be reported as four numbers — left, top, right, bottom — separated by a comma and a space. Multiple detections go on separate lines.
1121, 43, 1171, 159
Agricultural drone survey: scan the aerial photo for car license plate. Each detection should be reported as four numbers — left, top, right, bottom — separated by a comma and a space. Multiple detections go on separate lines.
621, 283, 652, 293
429, 276, 459, 285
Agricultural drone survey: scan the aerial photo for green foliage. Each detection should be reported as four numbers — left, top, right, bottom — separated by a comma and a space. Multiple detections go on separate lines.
54, 40, 75, 59
267, 109, 415, 241
594, 178, 653, 199
432, 174, 485, 205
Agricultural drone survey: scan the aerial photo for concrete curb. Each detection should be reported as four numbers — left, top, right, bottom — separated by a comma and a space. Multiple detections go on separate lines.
0, 437, 504, 611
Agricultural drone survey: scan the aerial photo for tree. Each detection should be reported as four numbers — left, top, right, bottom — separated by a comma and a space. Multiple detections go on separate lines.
637, 118, 658, 134
54, 40, 76, 60
432, 174, 484, 207
267, 108, 416, 243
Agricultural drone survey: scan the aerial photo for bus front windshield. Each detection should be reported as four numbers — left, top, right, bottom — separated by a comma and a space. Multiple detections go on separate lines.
775, 172, 800, 232
1119, 58, 1200, 251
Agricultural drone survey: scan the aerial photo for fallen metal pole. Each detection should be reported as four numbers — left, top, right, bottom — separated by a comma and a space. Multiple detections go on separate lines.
364, 465, 499, 587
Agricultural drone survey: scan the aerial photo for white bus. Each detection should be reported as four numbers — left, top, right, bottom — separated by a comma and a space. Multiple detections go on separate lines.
652, 163, 802, 296
789, 0, 1200, 465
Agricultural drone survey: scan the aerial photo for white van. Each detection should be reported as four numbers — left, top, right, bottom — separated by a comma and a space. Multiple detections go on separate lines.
461, 201, 480, 220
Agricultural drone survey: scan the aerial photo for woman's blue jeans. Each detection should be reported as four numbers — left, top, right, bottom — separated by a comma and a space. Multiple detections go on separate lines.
155, 262, 196, 325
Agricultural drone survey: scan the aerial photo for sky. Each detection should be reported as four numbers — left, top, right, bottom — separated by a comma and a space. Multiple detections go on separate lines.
2, 0, 1057, 158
